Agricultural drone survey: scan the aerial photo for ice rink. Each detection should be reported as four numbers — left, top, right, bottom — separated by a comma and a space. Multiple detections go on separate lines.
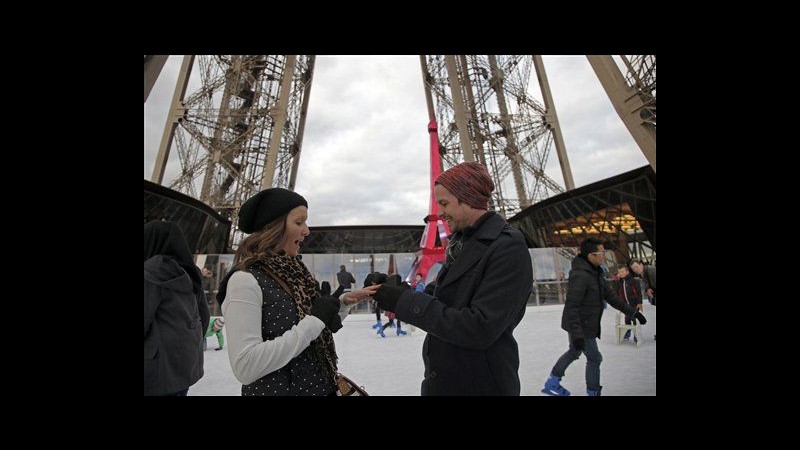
192, 302, 656, 396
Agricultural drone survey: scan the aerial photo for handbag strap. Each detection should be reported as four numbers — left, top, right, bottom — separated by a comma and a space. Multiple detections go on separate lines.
336, 373, 369, 396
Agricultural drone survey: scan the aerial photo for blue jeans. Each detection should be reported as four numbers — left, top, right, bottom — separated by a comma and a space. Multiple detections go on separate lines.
551, 335, 603, 391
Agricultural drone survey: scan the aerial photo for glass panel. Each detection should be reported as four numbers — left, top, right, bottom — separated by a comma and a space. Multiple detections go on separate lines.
310, 254, 338, 289
395, 253, 417, 282
532, 248, 557, 281
426, 262, 443, 285
372, 253, 391, 276
197, 247, 601, 313
349, 254, 372, 288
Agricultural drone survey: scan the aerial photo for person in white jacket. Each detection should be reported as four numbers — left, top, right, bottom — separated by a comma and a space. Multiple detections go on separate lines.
217, 188, 373, 396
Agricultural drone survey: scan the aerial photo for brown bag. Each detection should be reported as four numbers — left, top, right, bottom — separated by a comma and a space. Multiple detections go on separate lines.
336, 373, 369, 396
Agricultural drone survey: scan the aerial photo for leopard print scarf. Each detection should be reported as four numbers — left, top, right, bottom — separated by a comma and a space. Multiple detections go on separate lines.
252, 255, 338, 384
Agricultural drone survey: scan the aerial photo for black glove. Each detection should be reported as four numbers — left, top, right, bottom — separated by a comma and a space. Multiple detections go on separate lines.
374, 284, 407, 312
572, 338, 585, 351
311, 296, 341, 330
327, 312, 343, 333
634, 311, 647, 325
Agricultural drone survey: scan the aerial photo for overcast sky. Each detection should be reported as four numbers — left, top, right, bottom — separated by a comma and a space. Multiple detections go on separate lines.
144, 55, 648, 227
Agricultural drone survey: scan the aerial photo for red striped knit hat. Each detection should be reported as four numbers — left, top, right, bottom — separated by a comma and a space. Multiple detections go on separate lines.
435, 162, 495, 209
213, 317, 225, 331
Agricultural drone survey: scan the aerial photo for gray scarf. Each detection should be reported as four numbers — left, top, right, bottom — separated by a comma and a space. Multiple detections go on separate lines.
444, 235, 464, 270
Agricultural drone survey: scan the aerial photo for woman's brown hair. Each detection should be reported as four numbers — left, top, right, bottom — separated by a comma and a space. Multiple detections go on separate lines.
233, 213, 289, 271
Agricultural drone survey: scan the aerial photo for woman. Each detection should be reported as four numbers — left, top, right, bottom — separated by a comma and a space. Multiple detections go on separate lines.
144, 220, 210, 396
218, 188, 373, 396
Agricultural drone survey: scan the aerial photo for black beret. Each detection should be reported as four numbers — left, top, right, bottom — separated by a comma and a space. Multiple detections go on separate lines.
238, 188, 308, 233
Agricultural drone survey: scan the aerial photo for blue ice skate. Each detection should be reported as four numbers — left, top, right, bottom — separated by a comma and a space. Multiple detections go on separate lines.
541, 375, 570, 396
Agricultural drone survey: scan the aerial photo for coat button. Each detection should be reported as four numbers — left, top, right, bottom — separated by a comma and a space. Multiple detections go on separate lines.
412, 305, 421, 314
429, 371, 437, 379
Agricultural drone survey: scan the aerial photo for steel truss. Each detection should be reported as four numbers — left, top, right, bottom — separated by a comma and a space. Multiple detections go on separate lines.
422, 55, 565, 218
157, 55, 315, 248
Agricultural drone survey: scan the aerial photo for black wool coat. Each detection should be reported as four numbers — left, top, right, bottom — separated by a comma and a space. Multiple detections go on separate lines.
561, 256, 637, 340
394, 213, 533, 396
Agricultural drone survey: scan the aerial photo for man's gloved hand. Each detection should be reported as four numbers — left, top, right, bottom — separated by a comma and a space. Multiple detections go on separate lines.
634, 311, 647, 325
311, 296, 341, 330
374, 284, 406, 312
572, 338, 585, 351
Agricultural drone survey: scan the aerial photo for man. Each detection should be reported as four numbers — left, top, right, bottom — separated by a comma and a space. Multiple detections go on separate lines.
540, 238, 647, 396
614, 265, 641, 342
201, 267, 215, 314
336, 265, 356, 292
630, 260, 656, 306
630, 259, 656, 340
369, 162, 532, 395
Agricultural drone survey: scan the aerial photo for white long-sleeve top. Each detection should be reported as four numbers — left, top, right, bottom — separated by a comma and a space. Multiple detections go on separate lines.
221, 271, 352, 385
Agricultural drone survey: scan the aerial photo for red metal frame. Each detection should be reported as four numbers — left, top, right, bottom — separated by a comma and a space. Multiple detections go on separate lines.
405, 120, 451, 284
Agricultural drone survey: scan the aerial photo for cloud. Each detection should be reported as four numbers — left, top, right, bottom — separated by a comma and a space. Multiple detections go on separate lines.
145, 55, 649, 226
540, 56, 648, 186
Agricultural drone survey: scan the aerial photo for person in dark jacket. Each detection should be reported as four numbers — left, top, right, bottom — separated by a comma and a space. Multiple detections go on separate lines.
337, 265, 356, 291
320, 281, 332, 297
368, 272, 387, 330
144, 220, 210, 396
368, 162, 533, 395
630, 259, 656, 340
614, 265, 642, 341
540, 238, 647, 396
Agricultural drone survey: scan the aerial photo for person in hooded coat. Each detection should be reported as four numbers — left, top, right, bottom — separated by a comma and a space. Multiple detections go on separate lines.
144, 220, 210, 396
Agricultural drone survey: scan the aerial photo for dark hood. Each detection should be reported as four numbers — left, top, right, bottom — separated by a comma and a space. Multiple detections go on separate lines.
144, 220, 203, 291
144, 255, 194, 294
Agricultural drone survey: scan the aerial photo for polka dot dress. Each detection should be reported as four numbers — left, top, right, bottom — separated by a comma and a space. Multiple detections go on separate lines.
241, 266, 337, 396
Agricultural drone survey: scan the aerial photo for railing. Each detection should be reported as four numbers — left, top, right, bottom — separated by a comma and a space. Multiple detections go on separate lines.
349, 280, 570, 315
529, 281, 570, 306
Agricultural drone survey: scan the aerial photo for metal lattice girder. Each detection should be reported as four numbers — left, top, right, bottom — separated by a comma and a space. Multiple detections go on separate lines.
622, 55, 656, 128
587, 55, 655, 172
155, 55, 316, 248
422, 55, 566, 218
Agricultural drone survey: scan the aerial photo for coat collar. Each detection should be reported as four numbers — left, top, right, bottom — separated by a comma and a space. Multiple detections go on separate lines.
438, 212, 506, 290
572, 255, 601, 277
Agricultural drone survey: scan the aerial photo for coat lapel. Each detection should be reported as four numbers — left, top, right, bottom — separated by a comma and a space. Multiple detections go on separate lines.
438, 239, 488, 290
437, 213, 506, 291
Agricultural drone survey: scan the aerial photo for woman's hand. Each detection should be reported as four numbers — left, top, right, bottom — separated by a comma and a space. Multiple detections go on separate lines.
342, 286, 381, 305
